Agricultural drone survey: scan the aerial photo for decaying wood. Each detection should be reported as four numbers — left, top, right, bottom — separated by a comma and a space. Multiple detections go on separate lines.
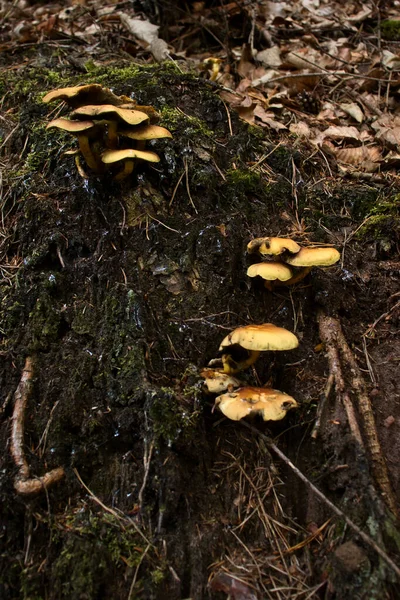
318, 312, 398, 518
10, 357, 65, 496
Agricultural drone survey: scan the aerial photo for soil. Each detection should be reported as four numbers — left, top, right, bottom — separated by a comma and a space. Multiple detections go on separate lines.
0, 46, 399, 600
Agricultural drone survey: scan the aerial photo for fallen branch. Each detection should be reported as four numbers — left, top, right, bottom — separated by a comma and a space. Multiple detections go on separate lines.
240, 421, 400, 580
10, 357, 65, 496
318, 312, 398, 518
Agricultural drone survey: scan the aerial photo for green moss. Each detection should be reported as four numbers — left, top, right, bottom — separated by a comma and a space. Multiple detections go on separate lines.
380, 20, 400, 41
356, 195, 400, 242
225, 168, 262, 194
161, 106, 214, 138
28, 293, 62, 351
51, 509, 162, 599
149, 386, 200, 445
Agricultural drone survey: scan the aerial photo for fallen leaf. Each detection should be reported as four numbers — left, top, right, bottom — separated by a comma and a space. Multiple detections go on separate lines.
256, 46, 282, 68
321, 125, 361, 142
340, 102, 364, 123
253, 104, 287, 129
334, 146, 381, 165
289, 121, 311, 137
372, 114, 400, 150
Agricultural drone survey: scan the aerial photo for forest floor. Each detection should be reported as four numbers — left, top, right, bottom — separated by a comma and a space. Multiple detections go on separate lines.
0, 2, 399, 599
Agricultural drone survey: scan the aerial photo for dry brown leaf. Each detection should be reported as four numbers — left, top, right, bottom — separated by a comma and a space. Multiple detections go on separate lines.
256, 46, 282, 68
372, 114, 400, 150
340, 102, 364, 123
253, 105, 287, 130
335, 146, 381, 165
236, 105, 255, 125
321, 125, 361, 142
289, 121, 311, 138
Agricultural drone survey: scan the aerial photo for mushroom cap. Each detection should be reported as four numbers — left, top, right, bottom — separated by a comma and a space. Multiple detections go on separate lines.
118, 103, 160, 122
46, 118, 96, 133
219, 324, 299, 352
284, 247, 340, 267
247, 262, 293, 281
215, 387, 298, 421
200, 368, 241, 394
43, 84, 123, 108
101, 149, 160, 164
119, 124, 173, 140
70, 105, 150, 126
247, 237, 301, 256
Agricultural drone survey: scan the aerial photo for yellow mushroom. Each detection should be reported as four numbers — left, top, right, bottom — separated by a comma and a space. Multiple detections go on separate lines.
247, 237, 301, 256
43, 84, 124, 109
71, 104, 150, 148
214, 387, 298, 421
247, 262, 293, 290
101, 148, 160, 181
283, 246, 341, 285
200, 368, 241, 394
219, 323, 299, 374
46, 118, 102, 172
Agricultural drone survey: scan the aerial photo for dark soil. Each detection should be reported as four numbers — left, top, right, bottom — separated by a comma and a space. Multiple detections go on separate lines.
0, 51, 399, 600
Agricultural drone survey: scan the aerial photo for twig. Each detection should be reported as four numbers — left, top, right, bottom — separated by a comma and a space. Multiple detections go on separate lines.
318, 312, 398, 518
10, 357, 65, 496
240, 421, 400, 580
184, 156, 198, 214
138, 440, 154, 511
310, 372, 334, 439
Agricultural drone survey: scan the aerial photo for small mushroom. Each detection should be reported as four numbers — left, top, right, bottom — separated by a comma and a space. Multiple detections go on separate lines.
43, 84, 124, 109
102, 148, 160, 181
247, 262, 293, 290
201, 368, 241, 394
119, 124, 173, 141
214, 387, 298, 421
247, 237, 301, 256
71, 104, 149, 148
283, 246, 341, 285
219, 323, 299, 374
46, 118, 102, 172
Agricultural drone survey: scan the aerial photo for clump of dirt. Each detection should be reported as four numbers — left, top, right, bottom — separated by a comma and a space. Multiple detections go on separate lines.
0, 60, 399, 600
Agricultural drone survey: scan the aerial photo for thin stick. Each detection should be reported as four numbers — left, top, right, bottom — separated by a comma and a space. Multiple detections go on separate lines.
184, 157, 198, 214
138, 440, 154, 510
10, 357, 65, 495
240, 421, 400, 580
310, 373, 334, 439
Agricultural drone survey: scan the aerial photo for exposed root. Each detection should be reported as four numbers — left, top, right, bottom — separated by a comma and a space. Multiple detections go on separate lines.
10, 357, 65, 496
317, 312, 398, 519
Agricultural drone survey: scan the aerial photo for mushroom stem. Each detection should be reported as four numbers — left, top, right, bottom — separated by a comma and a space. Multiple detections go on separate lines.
107, 121, 119, 149
222, 350, 261, 374
115, 159, 135, 181
283, 266, 312, 286
77, 135, 102, 172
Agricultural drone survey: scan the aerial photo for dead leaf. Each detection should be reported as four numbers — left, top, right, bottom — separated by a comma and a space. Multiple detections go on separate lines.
289, 121, 311, 137
340, 102, 364, 123
335, 146, 381, 165
253, 104, 287, 130
321, 125, 361, 142
256, 46, 282, 68
372, 114, 400, 150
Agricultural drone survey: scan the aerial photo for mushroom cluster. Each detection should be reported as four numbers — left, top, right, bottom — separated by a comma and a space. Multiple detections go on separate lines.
247, 237, 340, 289
201, 323, 299, 423
43, 84, 172, 180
